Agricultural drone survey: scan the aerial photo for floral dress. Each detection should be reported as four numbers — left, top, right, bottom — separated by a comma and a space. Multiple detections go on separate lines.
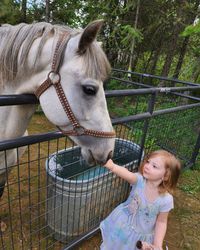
100, 173, 174, 250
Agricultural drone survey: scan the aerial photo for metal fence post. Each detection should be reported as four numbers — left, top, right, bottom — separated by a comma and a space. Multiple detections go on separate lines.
138, 93, 156, 165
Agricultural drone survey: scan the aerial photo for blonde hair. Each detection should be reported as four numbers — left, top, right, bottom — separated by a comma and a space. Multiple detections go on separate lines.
139, 150, 181, 194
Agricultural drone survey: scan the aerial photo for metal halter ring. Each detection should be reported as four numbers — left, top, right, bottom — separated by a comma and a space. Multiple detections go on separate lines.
48, 71, 61, 85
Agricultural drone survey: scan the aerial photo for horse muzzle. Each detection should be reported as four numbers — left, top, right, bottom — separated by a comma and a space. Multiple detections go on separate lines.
81, 148, 113, 166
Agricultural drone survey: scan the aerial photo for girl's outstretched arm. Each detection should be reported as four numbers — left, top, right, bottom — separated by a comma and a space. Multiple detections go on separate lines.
104, 159, 138, 184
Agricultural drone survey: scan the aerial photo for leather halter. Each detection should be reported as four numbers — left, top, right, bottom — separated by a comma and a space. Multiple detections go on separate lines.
35, 33, 115, 138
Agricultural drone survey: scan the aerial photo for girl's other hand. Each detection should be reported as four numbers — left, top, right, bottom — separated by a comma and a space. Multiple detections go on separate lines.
141, 241, 153, 250
141, 242, 163, 250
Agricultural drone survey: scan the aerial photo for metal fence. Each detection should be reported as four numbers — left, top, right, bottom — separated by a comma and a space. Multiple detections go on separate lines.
0, 70, 200, 249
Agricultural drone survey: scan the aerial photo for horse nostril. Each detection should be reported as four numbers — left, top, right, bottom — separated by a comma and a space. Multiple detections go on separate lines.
88, 150, 113, 165
88, 149, 96, 165
106, 150, 113, 162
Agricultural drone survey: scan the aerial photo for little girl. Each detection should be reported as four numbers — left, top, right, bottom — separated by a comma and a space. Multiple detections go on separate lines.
100, 150, 181, 250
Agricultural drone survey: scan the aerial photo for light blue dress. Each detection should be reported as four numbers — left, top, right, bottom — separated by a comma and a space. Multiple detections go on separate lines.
100, 173, 174, 250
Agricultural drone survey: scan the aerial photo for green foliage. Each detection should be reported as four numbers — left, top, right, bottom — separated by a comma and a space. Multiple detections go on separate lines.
107, 22, 143, 53
179, 169, 200, 195
0, 0, 21, 24
181, 21, 200, 37
120, 24, 143, 46
50, 0, 84, 27
108, 93, 149, 118
1, 0, 200, 83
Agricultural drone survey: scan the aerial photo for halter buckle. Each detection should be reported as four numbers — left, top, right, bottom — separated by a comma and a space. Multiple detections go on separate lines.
74, 126, 85, 136
48, 71, 61, 85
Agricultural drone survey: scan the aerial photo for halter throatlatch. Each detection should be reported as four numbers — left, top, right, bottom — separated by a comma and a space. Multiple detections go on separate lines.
35, 33, 115, 138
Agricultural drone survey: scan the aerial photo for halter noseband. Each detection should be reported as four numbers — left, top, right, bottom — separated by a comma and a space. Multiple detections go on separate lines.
35, 32, 115, 138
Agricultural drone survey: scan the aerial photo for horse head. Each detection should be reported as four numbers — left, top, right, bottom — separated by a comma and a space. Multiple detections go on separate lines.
25, 20, 115, 165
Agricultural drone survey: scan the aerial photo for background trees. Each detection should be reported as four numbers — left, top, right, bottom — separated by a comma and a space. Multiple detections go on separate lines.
0, 0, 200, 82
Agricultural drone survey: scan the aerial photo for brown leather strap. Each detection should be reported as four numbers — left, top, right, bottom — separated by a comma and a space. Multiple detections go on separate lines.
35, 79, 52, 98
52, 32, 70, 73
35, 32, 70, 98
54, 81, 79, 128
58, 127, 116, 138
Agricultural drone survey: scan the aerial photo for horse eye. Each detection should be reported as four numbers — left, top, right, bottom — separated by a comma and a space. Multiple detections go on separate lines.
82, 85, 97, 95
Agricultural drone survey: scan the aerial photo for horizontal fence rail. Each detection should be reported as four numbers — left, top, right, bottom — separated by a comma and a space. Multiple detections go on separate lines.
110, 73, 200, 102
112, 68, 200, 86
0, 91, 200, 151
0, 94, 38, 106
0, 131, 64, 151
112, 102, 200, 125
1, 85, 200, 105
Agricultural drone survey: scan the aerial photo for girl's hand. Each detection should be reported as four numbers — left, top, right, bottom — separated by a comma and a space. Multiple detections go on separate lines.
141, 242, 163, 250
104, 159, 137, 184
141, 242, 153, 250
104, 159, 115, 170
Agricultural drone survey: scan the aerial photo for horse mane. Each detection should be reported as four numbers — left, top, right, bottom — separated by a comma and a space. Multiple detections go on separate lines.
0, 22, 110, 87
82, 42, 111, 81
0, 22, 73, 86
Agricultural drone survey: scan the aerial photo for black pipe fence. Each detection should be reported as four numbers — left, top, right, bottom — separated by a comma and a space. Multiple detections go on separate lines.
0, 71, 200, 249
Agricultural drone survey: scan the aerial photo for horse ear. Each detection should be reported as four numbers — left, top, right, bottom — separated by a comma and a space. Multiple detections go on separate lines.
78, 20, 104, 54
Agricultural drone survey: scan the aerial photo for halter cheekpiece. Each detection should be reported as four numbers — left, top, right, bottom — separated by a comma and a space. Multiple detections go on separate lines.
35, 32, 115, 138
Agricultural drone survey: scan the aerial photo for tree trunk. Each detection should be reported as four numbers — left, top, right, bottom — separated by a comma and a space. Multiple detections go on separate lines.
150, 51, 160, 75
149, 38, 162, 75
45, 0, 50, 23
144, 49, 154, 72
20, 0, 27, 23
160, 0, 185, 86
128, 0, 140, 71
132, 50, 140, 72
161, 31, 179, 78
173, 0, 199, 79
192, 57, 200, 82
194, 72, 200, 83
173, 36, 189, 79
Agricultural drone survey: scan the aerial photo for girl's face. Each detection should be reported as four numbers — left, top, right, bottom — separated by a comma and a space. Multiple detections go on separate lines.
143, 156, 166, 182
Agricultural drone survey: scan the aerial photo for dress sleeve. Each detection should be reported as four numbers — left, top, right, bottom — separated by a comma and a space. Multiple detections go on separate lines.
130, 172, 143, 188
160, 193, 174, 212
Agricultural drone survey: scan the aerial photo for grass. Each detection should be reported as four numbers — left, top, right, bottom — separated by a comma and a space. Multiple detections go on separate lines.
179, 167, 200, 196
